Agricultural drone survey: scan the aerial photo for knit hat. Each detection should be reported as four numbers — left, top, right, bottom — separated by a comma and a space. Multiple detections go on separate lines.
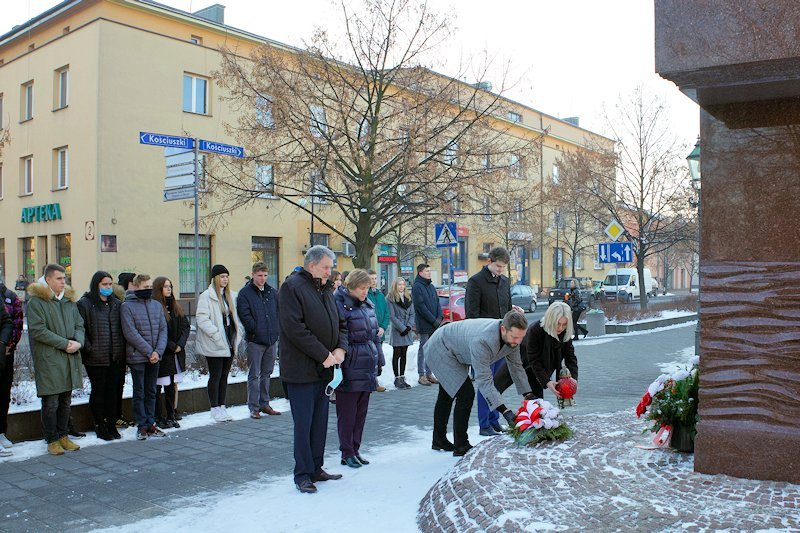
117, 272, 135, 289
211, 264, 230, 280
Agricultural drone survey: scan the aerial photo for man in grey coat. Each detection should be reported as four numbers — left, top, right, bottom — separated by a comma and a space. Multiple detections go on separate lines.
426, 310, 533, 456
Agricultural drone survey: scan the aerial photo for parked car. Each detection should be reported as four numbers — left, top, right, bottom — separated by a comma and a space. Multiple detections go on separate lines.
511, 284, 538, 312
437, 288, 466, 324
548, 277, 594, 305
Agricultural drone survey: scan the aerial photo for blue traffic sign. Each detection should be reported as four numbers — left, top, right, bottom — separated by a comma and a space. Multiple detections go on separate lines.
198, 139, 244, 158
140, 132, 194, 149
435, 222, 458, 248
598, 242, 632, 264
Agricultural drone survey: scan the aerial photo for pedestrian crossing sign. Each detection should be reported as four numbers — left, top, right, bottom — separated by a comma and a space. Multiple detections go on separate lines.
605, 220, 625, 242
435, 222, 458, 248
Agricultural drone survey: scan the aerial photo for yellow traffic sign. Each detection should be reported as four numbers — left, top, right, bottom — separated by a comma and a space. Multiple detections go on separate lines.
605, 220, 625, 242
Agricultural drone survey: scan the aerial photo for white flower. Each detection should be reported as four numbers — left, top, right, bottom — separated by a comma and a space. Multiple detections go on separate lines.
532, 419, 544, 429
690, 355, 700, 366
672, 369, 690, 381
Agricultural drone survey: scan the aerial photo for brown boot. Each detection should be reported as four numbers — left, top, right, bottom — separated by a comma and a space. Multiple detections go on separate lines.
426, 374, 439, 384
47, 441, 65, 456
58, 436, 80, 451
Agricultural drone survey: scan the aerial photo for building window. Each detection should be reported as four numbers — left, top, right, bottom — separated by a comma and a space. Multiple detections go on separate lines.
398, 127, 409, 145
594, 246, 602, 270
552, 164, 560, 185
190, 35, 202, 45
178, 234, 212, 296
482, 196, 492, 221
512, 199, 522, 222
310, 169, 328, 203
510, 153, 522, 179
310, 233, 329, 247
21, 81, 34, 121
21, 156, 33, 195
575, 253, 583, 270
444, 141, 458, 166
309, 104, 327, 137
54, 234, 72, 285
251, 237, 280, 288
20, 237, 35, 281
531, 247, 541, 260
255, 95, 274, 128
54, 66, 69, 109
508, 111, 522, 123
481, 154, 491, 171
255, 163, 274, 197
183, 73, 208, 114
54, 147, 68, 189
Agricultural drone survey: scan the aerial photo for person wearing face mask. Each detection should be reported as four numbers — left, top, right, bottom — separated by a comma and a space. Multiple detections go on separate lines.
77, 271, 126, 441
26, 264, 85, 455
121, 274, 168, 440
196, 265, 243, 423
152, 277, 190, 429
334, 269, 380, 468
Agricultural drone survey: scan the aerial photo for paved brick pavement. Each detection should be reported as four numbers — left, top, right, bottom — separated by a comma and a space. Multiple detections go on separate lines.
417, 411, 800, 532
0, 323, 702, 532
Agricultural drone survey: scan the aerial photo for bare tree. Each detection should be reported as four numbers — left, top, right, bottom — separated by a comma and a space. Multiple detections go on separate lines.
210, 0, 541, 267
588, 87, 692, 309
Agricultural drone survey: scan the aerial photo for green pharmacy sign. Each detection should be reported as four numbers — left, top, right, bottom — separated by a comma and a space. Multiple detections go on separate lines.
21, 203, 62, 223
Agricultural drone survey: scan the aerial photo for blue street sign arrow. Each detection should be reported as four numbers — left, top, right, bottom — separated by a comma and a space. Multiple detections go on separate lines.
435, 222, 458, 248
598, 242, 632, 264
140, 132, 194, 149
198, 139, 244, 158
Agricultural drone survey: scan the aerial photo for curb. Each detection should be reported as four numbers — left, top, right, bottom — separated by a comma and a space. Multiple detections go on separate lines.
604, 313, 697, 334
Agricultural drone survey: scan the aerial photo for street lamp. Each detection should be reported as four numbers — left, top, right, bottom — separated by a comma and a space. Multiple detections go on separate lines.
686, 136, 701, 356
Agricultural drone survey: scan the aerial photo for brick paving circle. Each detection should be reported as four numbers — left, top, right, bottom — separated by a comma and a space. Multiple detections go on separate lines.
418, 411, 800, 532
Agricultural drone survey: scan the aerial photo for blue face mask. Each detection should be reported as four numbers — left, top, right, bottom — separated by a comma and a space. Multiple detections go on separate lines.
99, 287, 113, 297
325, 365, 343, 397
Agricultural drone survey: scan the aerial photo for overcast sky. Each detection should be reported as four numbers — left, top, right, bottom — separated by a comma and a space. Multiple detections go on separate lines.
4, 0, 699, 152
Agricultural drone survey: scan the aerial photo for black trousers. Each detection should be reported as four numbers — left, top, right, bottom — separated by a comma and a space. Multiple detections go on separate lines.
286, 380, 329, 484
85, 363, 121, 426
156, 382, 177, 419
494, 362, 543, 399
433, 379, 475, 449
572, 309, 587, 338
206, 356, 233, 407
0, 350, 14, 434
114, 362, 126, 421
392, 346, 408, 377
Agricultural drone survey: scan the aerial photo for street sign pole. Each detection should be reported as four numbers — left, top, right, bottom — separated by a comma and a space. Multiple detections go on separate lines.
193, 138, 200, 306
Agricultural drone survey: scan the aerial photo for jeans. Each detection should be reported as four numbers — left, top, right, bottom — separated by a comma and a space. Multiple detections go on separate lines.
417, 333, 431, 376
0, 350, 14, 434
41, 391, 71, 443
433, 379, 475, 449
85, 362, 121, 426
477, 359, 505, 429
206, 356, 233, 407
246, 343, 277, 411
286, 381, 329, 484
130, 362, 159, 429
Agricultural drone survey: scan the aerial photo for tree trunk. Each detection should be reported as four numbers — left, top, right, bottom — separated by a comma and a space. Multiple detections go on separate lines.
637, 257, 648, 311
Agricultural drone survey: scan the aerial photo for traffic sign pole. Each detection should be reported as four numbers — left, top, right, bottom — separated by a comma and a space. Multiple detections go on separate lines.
193, 138, 200, 306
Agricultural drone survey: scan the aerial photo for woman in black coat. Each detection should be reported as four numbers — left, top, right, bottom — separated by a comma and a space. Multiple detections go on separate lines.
334, 269, 380, 468
567, 280, 588, 340
77, 271, 126, 441
152, 277, 190, 428
526, 301, 579, 399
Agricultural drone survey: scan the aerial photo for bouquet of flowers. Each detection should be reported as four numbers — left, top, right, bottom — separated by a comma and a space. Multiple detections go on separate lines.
636, 356, 699, 449
511, 398, 573, 447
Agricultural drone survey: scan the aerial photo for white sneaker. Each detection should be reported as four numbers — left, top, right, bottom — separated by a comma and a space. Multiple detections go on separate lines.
0, 434, 12, 448
210, 407, 223, 422
0, 444, 12, 457
220, 405, 233, 421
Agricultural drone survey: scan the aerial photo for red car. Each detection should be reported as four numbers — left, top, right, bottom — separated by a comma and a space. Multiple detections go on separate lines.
437, 288, 466, 324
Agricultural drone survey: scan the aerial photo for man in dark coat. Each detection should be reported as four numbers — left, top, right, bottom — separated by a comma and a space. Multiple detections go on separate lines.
0, 277, 24, 455
0, 301, 14, 456
278, 245, 348, 494
465, 246, 520, 436
412, 263, 442, 386
237, 261, 281, 419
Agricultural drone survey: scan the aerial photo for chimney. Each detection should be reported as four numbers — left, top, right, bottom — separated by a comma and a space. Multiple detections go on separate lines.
563, 116, 580, 127
193, 4, 225, 24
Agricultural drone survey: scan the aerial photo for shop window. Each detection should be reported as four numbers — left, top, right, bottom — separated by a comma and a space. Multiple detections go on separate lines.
178, 234, 211, 296
54, 233, 71, 285
20, 237, 35, 281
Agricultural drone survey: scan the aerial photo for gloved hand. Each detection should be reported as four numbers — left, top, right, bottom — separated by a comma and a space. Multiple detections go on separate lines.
502, 409, 516, 427
432, 318, 442, 330
377, 366, 382, 376
402, 326, 411, 336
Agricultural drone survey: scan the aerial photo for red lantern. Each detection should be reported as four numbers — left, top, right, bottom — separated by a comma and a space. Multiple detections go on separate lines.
556, 365, 578, 408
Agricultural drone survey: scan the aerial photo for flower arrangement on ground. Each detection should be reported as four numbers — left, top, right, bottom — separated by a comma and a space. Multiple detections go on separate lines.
636, 356, 699, 450
511, 398, 573, 447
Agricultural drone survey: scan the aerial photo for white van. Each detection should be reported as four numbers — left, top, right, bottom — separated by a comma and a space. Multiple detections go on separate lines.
603, 268, 657, 302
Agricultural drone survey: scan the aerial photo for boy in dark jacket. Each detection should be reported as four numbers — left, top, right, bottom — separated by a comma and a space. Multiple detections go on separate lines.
278, 246, 348, 494
0, 278, 23, 454
237, 261, 281, 419
412, 264, 442, 385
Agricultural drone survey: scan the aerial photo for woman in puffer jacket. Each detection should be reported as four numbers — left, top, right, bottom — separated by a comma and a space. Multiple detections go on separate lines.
196, 265, 242, 422
334, 269, 380, 469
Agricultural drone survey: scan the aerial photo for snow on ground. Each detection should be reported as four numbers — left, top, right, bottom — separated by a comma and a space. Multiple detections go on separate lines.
101, 426, 489, 533
605, 310, 696, 325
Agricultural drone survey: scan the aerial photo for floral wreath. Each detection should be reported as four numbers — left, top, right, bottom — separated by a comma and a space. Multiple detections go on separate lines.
510, 398, 573, 447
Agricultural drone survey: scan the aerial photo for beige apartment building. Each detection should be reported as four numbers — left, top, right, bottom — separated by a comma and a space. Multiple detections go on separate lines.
0, 0, 614, 308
